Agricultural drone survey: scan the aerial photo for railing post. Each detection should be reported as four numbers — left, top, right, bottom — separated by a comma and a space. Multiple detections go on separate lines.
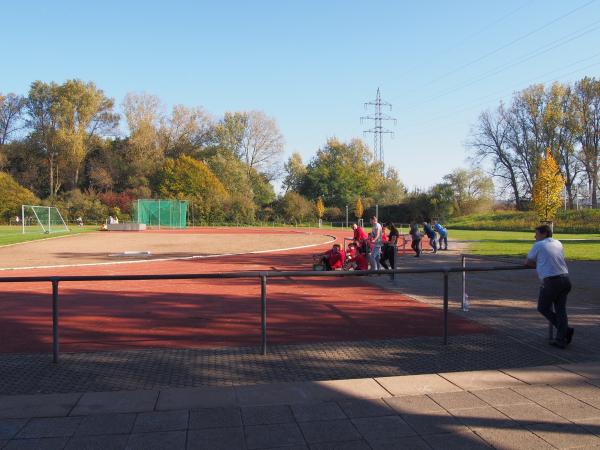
52, 279, 60, 363
461, 255, 466, 310
260, 274, 267, 355
443, 270, 449, 345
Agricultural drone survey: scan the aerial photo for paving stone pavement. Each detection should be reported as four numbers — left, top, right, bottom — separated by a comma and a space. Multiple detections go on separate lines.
1, 363, 600, 449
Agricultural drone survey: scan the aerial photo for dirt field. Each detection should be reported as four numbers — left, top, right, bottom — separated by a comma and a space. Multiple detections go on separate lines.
0, 228, 333, 270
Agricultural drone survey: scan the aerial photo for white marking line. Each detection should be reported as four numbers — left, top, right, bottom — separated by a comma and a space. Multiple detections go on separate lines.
0, 235, 337, 271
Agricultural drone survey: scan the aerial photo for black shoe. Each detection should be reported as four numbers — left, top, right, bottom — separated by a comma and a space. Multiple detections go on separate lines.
566, 327, 574, 344
550, 339, 567, 349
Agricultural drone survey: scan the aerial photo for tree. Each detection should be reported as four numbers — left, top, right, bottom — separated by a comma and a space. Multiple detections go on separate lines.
442, 168, 494, 215
282, 152, 306, 193
315, 197, 325, 219
0, 93, 25, 146
158, 155, 228, 221
300, 138, 382, 206
532, 149, 564, 223
212, 111, 284, 180
354, 197, 364, 219
0, 172, 38, 221
275, 192, 314, 223
160, 105, 212, 159
574, 77, 600, 208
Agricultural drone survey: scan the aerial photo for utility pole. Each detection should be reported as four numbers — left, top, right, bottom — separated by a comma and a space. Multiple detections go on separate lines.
361, 87, 396, 173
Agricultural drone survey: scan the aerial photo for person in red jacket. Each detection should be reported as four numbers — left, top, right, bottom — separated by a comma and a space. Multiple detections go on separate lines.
351, 223, 368, 253
319, 243, 345, 270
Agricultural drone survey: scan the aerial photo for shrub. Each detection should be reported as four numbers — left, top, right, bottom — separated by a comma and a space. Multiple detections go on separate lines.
0, 172, 39, 222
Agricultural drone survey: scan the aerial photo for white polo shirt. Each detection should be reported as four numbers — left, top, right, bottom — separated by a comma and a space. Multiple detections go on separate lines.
527, 238, 569, 281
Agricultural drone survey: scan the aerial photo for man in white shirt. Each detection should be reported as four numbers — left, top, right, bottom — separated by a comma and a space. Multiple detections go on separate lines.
525, 224, 573, 349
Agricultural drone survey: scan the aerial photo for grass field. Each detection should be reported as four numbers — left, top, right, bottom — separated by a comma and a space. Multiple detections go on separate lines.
451, 229, 600, 261
0, 225, 97, 246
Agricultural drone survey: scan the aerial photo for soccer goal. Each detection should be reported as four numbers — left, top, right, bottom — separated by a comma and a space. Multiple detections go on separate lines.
21, 205, 70, 234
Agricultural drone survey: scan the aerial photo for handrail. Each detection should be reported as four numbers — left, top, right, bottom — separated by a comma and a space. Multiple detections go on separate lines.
0, 263, 534, 363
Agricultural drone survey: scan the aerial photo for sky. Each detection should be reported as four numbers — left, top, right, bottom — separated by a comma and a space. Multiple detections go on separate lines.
3, 0, 600, 193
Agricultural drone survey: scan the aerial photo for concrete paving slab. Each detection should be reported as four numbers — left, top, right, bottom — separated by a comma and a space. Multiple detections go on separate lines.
244, 423, 304, 449
553, 382, 600, 401
312, 378, 391, 400
132, 410, 188, 433
495, 403, 571, 425
366, 435, 431, 449
64, 433, 129, 450
422, 430, 492, 449
235, 382, 316, 406
156, 386, 236, 411
16, 417, 82, 439
298, 418, 362, 444
525, 421, 600, 449
336, 399, 394, 418
449, 406, 516, 431
472, 426, 554, 449
375, 373, 462, 396
541, 401, 600, 421
240, 404, 295, 426
310, 440, 370, 450
470, 388, 532, 406
0, 393, 81, 419
0, 419, 27, 440
400, 409, 468, 435
512, 385, 582, 405
502, 365, 589, 385
576, 416, 600, 436
291, 402, 346, 422
350, 415, 415, 444
560, 362, 600, 379
384, 394, 445, 414
126, 430, 186, 450
187, 427, 245, 450
70, 390, 158, 416
439, 369, 525, 390
3, 436, 70, 450
188, 406, 241, 429
74, 413, 135, 436
428, 391, 489, 410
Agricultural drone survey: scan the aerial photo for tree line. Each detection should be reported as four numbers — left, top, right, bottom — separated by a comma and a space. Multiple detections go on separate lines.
468, 77, 600, 209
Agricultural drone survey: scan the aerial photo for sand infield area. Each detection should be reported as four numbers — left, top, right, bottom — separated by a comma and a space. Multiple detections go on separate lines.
0, 227, 334, 270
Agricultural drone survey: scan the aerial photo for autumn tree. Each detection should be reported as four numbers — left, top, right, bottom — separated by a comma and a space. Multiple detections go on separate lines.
0, 172, 38, 221
532, 149, 565, 223
354, 197, 364, 219
315, 197, 325, 220
282, 152, 306, 193
0, 93, 25, 146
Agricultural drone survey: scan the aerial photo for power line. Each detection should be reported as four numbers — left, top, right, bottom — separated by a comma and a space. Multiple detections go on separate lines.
360, 88, 396, 172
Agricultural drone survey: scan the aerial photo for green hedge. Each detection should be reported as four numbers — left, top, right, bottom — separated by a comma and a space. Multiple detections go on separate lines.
447, 210, 600, 233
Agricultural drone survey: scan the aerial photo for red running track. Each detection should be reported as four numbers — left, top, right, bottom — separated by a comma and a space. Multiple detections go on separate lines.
0, 229, 485, 353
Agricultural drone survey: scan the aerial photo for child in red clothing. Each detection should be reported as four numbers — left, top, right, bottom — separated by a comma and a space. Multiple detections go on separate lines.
319, 243, 345, 270
344, 242, 369, 271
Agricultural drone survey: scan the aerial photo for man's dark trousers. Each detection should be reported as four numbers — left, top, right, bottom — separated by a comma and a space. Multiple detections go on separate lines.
537, 275, 571, 342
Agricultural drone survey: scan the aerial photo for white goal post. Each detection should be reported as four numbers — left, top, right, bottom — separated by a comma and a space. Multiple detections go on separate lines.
21, 205, 70, 234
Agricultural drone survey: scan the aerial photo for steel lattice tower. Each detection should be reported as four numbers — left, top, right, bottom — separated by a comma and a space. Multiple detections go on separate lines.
361, 88, 396, 172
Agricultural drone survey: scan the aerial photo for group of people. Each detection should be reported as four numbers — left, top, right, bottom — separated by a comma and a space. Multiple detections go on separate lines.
408, 220, 448, 257
315, 216, 401, 272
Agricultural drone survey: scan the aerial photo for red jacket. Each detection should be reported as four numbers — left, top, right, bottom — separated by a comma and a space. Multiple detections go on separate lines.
326, 249, 345, 269
355, 253, 368, 270
353, 226, 368, 242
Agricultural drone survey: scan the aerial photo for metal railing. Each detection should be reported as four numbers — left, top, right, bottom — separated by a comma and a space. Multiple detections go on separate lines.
0, 263, 535, 364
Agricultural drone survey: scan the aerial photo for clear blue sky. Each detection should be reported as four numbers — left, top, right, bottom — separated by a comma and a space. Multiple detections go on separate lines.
3, 0, 600, 193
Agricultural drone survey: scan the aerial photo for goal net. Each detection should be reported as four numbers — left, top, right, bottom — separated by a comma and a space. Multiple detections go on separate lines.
22, 205, 70, 234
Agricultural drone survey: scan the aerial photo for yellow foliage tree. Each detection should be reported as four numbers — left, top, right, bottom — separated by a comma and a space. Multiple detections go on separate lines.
354, 197, 364, 219
315, 197, 325, 219
532, 149, 565, 223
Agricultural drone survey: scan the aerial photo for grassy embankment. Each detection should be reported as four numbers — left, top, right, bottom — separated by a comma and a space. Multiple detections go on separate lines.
447, 210, 600, 260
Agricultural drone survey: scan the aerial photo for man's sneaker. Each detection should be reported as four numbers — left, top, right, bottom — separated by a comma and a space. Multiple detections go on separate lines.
550, 339, 567, 349
566, 327, 574, 344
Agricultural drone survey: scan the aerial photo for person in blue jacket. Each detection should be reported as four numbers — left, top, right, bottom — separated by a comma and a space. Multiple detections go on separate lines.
422, 221, 437, 254
433, 219, 448, 250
